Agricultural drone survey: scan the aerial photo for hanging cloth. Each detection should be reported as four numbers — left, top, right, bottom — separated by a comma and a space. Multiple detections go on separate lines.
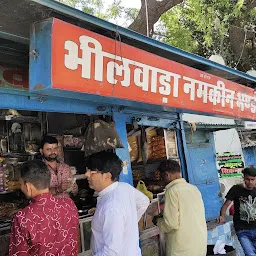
82, 120, 123, 156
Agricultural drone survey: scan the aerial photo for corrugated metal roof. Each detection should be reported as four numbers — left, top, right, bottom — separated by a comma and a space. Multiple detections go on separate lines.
182, 113, 236, 125
237, 130, 256, 148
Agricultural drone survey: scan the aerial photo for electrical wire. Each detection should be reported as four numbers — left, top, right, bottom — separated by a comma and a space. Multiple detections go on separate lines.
111, 26, 124, 97
227, 129, 236, 151
144, 0, 149, 37
234, 28, 247, 69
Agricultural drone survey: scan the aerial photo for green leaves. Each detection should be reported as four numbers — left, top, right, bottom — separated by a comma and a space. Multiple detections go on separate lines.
157, 8, 198, 52
158, 0, 255, 70
59, 0, 137, 26
57, 0, 255, 70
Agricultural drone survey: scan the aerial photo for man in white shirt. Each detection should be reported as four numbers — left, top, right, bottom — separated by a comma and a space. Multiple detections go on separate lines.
85, 151, 150, 256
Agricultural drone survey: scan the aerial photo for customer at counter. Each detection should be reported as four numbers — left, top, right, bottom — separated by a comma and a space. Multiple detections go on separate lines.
217, 166, 256, 255
85, 151, 150, 256
40, 136, 78, 198
9, 160, 79, 255
153, 159, 207, 256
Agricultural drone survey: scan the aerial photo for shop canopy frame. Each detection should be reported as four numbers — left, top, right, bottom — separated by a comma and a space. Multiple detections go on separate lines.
0, 0, 255, 89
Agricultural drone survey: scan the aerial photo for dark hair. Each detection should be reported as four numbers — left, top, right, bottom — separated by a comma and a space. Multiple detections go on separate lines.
20, 160, 51, 190
159, 159, 181, 174
87, 151, 122, 181
242, 166, 256, 177
40, 135, 58, 149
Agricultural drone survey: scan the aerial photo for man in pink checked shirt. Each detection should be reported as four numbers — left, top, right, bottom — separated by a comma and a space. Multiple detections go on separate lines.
9, 160, 79, 255
40, 136, 78, 198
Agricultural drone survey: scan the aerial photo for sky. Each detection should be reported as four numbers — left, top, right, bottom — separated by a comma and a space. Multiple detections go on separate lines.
72, 0, 141, 26
106, 0, 141, 9
103, 0, 141, 26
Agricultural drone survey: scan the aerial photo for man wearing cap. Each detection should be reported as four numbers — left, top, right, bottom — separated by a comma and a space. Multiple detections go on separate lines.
218, 166, 256, 255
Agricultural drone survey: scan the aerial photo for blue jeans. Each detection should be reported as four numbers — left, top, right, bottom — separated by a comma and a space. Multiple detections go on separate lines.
236, 229, 256, 256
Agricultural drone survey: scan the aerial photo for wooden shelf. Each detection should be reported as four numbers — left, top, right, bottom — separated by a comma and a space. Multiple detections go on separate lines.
143, 179, 164, 183
0, 152, 38, 157
131, 158, 166, 169
63, 147, 82, 151
0, 115, 40, 123
0, 190, 18, 195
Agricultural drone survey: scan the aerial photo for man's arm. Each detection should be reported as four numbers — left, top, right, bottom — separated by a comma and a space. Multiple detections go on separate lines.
70, 179, 78, 195
134, 188, 150, 221
217, 200, 232, 223
60, 164, 78, 195
9, 214, 30, 255
217, 185, 237, 223
157, 189, 179, 233
94, 206, 125, 256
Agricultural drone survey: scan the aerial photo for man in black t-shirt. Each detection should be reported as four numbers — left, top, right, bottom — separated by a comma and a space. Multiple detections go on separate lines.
217, 166, 256, 256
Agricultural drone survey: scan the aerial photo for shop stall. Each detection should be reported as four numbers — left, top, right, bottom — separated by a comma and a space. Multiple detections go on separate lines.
0, 1, 256, 255
181, 114, 246, 249
0, 107, 182, 256
238, 127, 256, 168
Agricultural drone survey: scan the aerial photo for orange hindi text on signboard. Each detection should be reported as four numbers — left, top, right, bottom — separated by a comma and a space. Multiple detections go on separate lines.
51, 18, 256, 120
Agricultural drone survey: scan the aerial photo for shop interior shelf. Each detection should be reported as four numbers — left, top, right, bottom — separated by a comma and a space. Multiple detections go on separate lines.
143, 179, 165, 184
131, 159, 166, 169
1, 151, 38, 156
0, 115, 40, 123
131, 156, 180, 169
63, 147, 83, 151
0, 221, 12, 232
0, 190, 17, 195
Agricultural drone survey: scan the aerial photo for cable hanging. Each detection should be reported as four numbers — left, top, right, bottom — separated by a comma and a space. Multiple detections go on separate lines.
145, 0, 149, 37
234, 28, 247, 69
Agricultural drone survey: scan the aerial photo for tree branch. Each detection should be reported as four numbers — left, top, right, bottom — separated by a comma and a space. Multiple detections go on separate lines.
128, 0, 183, 36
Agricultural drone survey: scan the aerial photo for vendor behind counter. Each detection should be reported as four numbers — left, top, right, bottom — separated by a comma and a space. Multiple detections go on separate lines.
39, 136, 78, 198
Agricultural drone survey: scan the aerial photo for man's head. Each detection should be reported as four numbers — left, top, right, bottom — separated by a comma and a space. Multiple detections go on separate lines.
85, 151, 122, 192
40, 136, 59, 162
159, 159, 182, 185
242, 166, 256, 190
20, 160, 51, 198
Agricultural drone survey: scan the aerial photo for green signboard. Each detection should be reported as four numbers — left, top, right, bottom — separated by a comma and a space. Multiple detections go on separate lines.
217, 152, 244, 178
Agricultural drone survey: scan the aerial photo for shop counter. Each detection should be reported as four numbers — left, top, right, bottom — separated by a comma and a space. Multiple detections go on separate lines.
78, 216, 166, 256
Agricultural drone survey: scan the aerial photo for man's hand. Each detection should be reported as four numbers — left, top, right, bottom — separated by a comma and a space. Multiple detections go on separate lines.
152, 216, 159, 226
217, 200, 232, 224
217, 215, 225, 224
49, 187, 57, 196
152, 213, 163, 226
61, 181, 72, 192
